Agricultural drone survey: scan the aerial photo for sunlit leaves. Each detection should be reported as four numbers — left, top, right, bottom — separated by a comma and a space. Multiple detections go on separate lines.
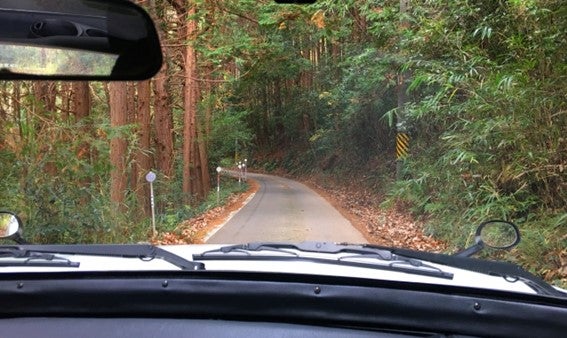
310, 9, 325, 29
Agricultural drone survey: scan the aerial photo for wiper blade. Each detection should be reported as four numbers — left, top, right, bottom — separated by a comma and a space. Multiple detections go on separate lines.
362, 244, 566, 297
0, 248, 80, 268
195, 242, 453, 279
199, 243, 299, 257
2, 245, 204, 271
199, 241, 392, 259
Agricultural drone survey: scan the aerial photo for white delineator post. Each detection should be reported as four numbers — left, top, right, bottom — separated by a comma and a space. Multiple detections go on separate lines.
238, 163, 242, 186
216, 166, 222, 204
145, 171, 157, 236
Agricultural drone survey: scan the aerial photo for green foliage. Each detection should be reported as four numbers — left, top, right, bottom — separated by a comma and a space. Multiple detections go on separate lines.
208, 108, 253, 166
1, 113, 115, 243
383, 0, 566, 280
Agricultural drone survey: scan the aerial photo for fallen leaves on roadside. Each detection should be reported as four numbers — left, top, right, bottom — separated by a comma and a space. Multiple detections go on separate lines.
303, 175, 446, 253
151, 194, 245, 246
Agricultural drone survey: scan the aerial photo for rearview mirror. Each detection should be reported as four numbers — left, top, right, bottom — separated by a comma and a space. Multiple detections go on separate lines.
0, 0, 162, 80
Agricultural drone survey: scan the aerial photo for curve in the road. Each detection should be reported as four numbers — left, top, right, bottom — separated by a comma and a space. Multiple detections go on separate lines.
206, 173, 367, 244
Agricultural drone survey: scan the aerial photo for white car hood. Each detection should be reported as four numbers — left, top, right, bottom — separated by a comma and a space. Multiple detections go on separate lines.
0, 243, 546, 296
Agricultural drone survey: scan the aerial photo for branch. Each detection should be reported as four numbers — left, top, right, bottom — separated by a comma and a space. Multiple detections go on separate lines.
211, 0, 259, 25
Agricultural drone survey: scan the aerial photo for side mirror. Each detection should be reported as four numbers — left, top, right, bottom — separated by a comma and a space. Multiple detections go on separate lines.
455, 220, 521, 257
0, 211, 27, 244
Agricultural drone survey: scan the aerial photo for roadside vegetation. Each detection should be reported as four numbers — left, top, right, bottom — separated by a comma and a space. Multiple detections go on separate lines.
0, 1, 565, 285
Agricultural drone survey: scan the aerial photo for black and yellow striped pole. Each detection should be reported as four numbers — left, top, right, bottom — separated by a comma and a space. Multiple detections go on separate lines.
396, 0, 410, 180
396, 132, 410, 160
396, 132, 409, 179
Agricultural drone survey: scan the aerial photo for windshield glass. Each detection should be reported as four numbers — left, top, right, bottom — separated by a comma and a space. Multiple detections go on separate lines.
0, 0, 565, 292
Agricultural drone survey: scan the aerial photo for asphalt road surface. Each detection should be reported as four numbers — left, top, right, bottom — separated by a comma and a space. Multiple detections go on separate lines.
206, 173, 367, 244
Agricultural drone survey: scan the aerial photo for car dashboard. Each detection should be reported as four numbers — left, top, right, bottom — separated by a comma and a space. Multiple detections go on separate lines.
0, 270, 565, 338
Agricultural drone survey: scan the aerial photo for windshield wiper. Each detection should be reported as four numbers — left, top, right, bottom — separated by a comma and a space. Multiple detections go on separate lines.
194, 242, 453, 279
199, 243, 299, 257
199, 242, 392, 258
1, 245, 204, 271
0, 248, 80, 267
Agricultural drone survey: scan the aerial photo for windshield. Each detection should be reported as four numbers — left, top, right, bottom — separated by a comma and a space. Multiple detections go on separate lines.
0, 0, 565, 292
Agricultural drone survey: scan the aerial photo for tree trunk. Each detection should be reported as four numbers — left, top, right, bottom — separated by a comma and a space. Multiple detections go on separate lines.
71, 81, 92, 170
153, 62, 175, 179
198, 64, 212, 194
72, 82, 91, 121
33, 81, 58, 175
182, 6, 199, 202
196, 119, 210, 195
136, 80, 152, 215
13, 82, 22, 142
108, 82, 129, 211
68, 81, 92, 204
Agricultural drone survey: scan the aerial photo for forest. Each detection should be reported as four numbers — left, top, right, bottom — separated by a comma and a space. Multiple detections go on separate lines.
0, 0, 565, 284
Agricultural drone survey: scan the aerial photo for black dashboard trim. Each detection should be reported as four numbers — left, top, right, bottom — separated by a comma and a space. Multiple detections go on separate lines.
0, 271, 565, 338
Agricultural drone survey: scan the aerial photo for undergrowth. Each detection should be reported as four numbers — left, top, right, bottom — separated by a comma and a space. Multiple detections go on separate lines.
0, 170, 247, 245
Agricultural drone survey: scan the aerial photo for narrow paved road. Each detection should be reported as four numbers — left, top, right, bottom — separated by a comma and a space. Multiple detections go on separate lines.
206, 173, 367, 244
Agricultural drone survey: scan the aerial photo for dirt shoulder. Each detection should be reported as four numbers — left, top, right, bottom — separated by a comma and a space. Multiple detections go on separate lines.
153, 180, 260, 245
297, 173, 446, 252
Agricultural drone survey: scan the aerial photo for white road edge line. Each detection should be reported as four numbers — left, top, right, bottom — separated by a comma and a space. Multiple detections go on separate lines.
203, 190, 257, 243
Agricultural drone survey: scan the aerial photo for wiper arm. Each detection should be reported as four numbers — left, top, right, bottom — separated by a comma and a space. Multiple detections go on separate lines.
0, 248, 80, 268
195, 242, 453, 279
2, 245, 204, 271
